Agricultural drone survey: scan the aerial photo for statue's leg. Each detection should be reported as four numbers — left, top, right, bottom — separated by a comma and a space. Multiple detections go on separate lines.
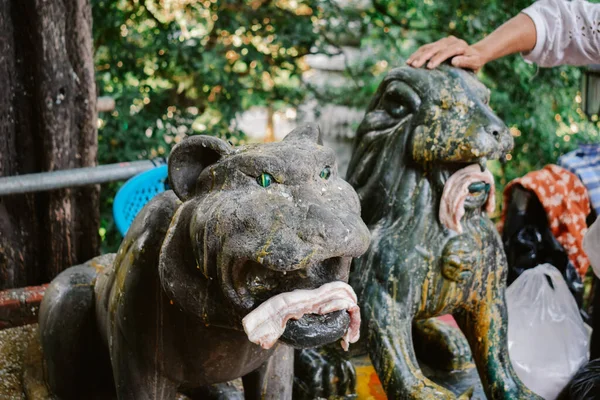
454, 299, 541, 400
242, 343, 294, 400
293, 344, 357, 400
412, 318, 473, 371
39, 265, 113, 399
366, 291, 458, 399
111, 332, 178, 400
182, 382, 244, 400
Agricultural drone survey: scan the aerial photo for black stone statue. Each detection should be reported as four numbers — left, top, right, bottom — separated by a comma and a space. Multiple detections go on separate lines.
296, 65, 542, 400
37, 124, 370, 400
347, 65, 540, 399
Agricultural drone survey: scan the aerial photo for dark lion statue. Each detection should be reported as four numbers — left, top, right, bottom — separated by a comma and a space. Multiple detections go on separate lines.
346, 65, 540, 399
296, 65, 541, 400
37, 124, 370, 400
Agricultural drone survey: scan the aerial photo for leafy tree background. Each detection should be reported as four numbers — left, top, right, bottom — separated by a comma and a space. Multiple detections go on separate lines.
93, 0, 324, 251
93, 0, 599, 251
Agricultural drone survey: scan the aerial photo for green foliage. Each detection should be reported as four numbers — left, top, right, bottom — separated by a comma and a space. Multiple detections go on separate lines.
93, 0, 323, 251
94, 0, 600, 251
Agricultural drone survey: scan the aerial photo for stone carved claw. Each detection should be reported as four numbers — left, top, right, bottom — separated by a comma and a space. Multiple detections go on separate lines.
441, 235, 479, 283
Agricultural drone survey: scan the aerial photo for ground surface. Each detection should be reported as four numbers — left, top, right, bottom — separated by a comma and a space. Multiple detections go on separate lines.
0, 325, 484, 399
0, 325, 35, 399
354, 355, 485, 400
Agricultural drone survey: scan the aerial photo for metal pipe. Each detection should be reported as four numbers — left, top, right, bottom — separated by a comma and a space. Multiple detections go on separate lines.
0, 284, 47, 329
0, 159, 166, 196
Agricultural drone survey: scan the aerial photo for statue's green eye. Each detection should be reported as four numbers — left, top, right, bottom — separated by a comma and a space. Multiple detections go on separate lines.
320, 166, 332, 180
257, 173, 274, 188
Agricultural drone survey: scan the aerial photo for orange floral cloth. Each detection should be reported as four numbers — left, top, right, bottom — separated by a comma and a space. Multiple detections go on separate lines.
501, 164, 591, 278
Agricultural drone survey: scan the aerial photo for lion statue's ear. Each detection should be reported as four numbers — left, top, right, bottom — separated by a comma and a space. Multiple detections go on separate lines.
283, 123, 323, 145
168, 135, 233, 201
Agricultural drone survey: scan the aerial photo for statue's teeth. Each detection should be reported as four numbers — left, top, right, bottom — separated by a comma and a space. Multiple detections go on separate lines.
478, 158, 487, 172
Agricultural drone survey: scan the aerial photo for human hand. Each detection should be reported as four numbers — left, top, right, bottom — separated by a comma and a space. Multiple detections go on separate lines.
406, 36, 487, 72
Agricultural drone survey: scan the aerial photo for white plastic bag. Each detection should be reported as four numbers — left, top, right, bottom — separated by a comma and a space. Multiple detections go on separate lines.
507, 263, 589, 400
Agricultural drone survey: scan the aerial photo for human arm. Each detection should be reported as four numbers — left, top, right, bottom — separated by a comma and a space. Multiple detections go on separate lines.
406, 13, 536, 72
406, 0, 600, 71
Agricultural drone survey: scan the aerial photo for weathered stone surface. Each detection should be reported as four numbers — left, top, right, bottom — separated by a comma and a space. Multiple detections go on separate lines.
345, 65, 539, 399
37, 124, 370, 400
0, 325, 229, 400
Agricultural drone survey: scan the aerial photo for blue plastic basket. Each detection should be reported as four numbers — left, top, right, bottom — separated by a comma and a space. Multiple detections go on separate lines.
113, 164, 169, 236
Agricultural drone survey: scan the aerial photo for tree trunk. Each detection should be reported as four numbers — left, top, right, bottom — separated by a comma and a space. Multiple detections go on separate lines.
0, 0, 99, 289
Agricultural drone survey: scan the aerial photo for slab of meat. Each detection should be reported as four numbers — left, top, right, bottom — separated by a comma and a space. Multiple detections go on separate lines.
242, 281, 360, 351
439, 164, 495, 234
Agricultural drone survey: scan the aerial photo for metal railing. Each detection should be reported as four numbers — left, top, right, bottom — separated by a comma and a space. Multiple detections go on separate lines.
0, 158, 166, 196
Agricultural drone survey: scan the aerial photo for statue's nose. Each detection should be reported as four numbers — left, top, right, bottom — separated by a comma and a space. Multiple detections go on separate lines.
302, 204, 369, 258
485, 122, 506, 141
485, 121, 513, 152
305, 204, 341, 243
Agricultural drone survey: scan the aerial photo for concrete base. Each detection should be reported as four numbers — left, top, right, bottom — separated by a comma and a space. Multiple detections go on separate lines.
0, 325, 36, 400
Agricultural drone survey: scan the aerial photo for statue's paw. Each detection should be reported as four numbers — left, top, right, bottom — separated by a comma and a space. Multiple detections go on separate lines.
293, 347, 356, 400
441, 235, 478, 283
181, 382, 244, 400
441, 258, 473, 282
440, 324, 472, 370
413, 318, 473, 372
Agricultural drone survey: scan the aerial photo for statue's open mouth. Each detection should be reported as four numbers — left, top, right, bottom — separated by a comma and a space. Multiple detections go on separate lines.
241, 280, 360, 351
439, 163, 495, 233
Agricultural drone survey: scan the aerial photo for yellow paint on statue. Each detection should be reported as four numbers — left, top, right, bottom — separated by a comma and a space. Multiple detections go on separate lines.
355, 358, 387, 400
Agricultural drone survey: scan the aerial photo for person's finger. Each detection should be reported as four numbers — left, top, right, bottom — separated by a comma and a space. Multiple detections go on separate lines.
409, 43, 447, 68
406, 50, 428, 65
427, 45, 467, 69
408, 36, 466, 68
406, 43, 435, 66
451, 55, 482, 71
406, 42, 434, 63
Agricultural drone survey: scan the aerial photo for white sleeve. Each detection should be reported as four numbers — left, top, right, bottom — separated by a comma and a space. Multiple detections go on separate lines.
521, 0, 600, 67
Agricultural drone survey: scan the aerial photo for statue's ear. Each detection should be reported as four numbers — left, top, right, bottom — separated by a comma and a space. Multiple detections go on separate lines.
283, 123, 323, 145
168, 135, 233, 201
